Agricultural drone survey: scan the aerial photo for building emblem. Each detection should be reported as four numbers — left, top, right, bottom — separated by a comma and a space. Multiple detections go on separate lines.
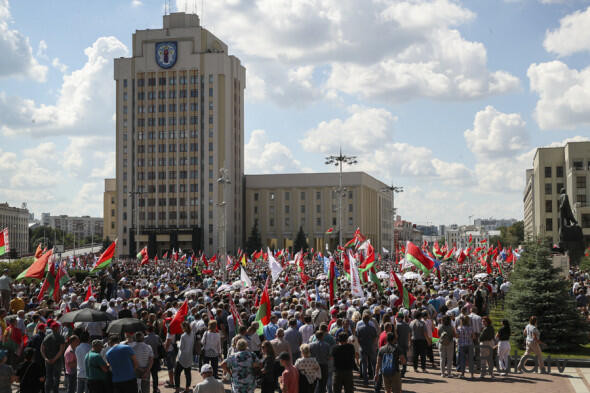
155, 42, 177, 69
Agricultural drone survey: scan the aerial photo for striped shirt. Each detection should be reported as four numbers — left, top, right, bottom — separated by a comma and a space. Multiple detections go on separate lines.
457, 326, 473, 347
128, 342, 153, 368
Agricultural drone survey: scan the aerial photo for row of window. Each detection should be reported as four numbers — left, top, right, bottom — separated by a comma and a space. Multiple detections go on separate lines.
135, 74, 213, 87
253, 190, 354, 201
137, 130, 197, 140
545, 177, 587, 194
259, 216, 354, 228
134, 170, 199, 180
253, 203, 353, 215
135, 211, 198, 220
137, 88, 213, 100
137, 116, 208, 126
545, 161, 590, 178
136, 143, 206, 154
544, 195, 587, 212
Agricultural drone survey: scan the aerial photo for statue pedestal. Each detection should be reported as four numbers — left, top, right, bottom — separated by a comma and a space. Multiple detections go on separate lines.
551, 253, 570, 278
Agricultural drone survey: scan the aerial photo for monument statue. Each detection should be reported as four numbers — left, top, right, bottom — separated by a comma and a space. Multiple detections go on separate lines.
557, 188, 585, 262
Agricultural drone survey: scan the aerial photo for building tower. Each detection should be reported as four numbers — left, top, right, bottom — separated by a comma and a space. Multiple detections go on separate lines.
114, 12, 245, 256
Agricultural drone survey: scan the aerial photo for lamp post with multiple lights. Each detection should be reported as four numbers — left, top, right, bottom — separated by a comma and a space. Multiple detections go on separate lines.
217, 168, 231, 280
325, 148, 357, 248
381, 184, 403, 261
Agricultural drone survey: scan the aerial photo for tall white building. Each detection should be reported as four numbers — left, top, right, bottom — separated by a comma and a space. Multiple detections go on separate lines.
114, 12, 245, 257
0, 203, 29, 257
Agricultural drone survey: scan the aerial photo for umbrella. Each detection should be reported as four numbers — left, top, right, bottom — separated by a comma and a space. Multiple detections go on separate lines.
216, 284, 232, 293
182, 288, 202, 297
232, 280, 244, 289
106, 318, 147, 335
59, 309, 115, 323
376, 271, 389, 279
403, 271, 420, 280
316, 274, 328, 280
474, 273, 488, 280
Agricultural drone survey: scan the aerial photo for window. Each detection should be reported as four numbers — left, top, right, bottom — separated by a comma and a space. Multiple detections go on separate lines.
285, 205, 290, 213
269, 218, 274, 227
348, 191, 353, 199
123, 92, 128, 101
557, 183, 564, 193
137, 78, 145, 87
169, 184, 176, 193
123, 212, 127, 221
332, 217, 337, 226
316, 217, 321, 226
582, 214, 590, 228
111, 209, 115, 217
349, 203, 353, 212
556, 166, 564, 177
546, 218, 553, 232
254, 206, 258, 214
190, 184, 198, 192
577, 176, 587, 189
545, 200, 552, 213
574, 161, 583, 170
301, 192, 305, 200
545, 183, 552, 195
285, 217, 290, 227
270, 192, 275, 201
158, 198, 166, 206
301, 205, 305, 213
169, 198, 177, 206
577, 194, 587, 207
148, 77, 156, 86
348, 217, 353, 225
285, 191, 290, 201
316, 205, 320, 213
254, 193, 259, 201
316, 191, 321, 200
544, 166, 551, 178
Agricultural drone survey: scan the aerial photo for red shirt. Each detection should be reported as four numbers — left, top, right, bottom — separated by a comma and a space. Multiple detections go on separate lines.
281, 364, 299, 393
378, 331, 388, 348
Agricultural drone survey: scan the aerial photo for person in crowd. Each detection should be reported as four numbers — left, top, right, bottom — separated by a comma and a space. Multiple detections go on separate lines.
105, 335, 139, 393
496, 319, 511, 375
374, 332, 406, 393
278, 352, 299, 393
479, 316, 495, 378
295, 343, 321, 393
174, 322, 193, 393
409, 310, 427, 373
75, 331, 91, 393
456, 315, 475, 379
331, 332, 355, 393
16, 347, 44, 393
129, 332, 153, 393
517, 316, 545, 373
437, 315, 456, 378
85, 340, 108, 393
64, 335, 79, 393
193, 364, 224, 393
201, 320, 222, 379
221, 338, 260, 393
40, 320, 65, 393
144, 325, 162, 393
0, 349, 15, 393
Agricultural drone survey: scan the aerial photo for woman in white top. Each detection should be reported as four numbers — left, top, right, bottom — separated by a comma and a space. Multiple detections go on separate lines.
174, 321, 194, 393
201, 320, 222, 378
517, 315, 545, 372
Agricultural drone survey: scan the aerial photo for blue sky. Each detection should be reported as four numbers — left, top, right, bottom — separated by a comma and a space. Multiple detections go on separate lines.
0, 0, 589, 226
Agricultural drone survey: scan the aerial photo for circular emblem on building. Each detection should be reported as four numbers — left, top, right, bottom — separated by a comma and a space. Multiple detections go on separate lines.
155, 42, 177, 69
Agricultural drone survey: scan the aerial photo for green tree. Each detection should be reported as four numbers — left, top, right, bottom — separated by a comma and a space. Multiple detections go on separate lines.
506, 239, 589, 351
579, 255, 590, 272
498, 221, 524, 248
294, 226, 309, 253
245, 223, 263, 255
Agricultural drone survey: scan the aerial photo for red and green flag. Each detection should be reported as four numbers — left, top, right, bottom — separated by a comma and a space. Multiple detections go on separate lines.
168, 300, 188, 335
325, 227, 334, 234
91, 240, 116, 273
0, 228, 8, 256
405, 241, 434, 275
16, 249, 53, 280
369, 267, 384, 294
328, 258, 338, 305
255, 278, 272, 335
390, 270, 415, 308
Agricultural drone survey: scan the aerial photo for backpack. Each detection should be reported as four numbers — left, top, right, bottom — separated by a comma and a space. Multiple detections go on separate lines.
381, 345, 399, 376
439, 331, 452, 346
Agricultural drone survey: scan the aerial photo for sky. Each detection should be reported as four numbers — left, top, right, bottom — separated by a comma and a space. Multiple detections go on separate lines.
0, 0, 589, 227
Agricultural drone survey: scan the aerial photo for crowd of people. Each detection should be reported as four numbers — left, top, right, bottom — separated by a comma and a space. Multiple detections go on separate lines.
0, 240, 568, 393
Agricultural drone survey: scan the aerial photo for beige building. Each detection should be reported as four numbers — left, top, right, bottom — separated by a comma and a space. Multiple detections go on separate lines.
0, 203, 29, 257
41, 213, 103, 240
114, 12, 245, 256
394, 217, 423, 251
104, 179, 117, 241
244, 172, 393, 251
525, 141, 590, 245
523, 169, 535, 240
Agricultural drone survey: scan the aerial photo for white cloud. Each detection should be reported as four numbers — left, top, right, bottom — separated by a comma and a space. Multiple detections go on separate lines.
464, 105, 528, 158
176, 0, 518, 105
528, 60, 590, 130
0, 36, 128, 137
544, 6, 590, 56
131, 0, 143, 6
0, 0, 47, 81
245, 129, 308, 173
51, 57, 68, 73
300, 105, 473, 184
36, 40, 48, 60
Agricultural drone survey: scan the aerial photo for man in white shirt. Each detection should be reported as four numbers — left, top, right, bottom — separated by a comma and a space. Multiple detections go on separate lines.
299, 315, 315, 344
194, 364, 224, 393
75, 331, 91, 393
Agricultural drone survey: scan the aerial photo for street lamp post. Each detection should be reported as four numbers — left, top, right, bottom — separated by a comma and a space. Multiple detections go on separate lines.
325, 148, 357, 248
128, 190, 143, 254
381, 184, 403, 261
217, 168, 231, 281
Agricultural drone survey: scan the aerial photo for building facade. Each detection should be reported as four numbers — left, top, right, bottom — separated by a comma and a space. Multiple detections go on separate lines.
104, 179, 117, 241
244, 172, 392, 252
524, 141, 590, 246
41, 213, 103, 240
394, 217, 423, 251
0, 203, 29, 257
523, 169, 535, 240
473, 218, 517, 231
114, 12, 245, 256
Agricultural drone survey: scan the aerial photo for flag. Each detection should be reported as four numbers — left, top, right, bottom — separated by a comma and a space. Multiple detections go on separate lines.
162, 251, 168, 259
16, 249, 53, 280
391, 270, 416, 309
268, 247, 283, 282
168, 300, 188, 335
254, 279, 272, 335
91, 241, 116, 273
0, 228, 8, 256
328, 257, 337, 306
37, 261, 56, 302
358, 241, 375, 272
240, 267, 252, 287
241, 254, 247, 267
53, 260, 70, 302
369, 267, 384, 294
349, 251, 364, 299
34, 244, 43, 259
405, 241, 434, 275
228, 294, 243, 328
138, 247, 149, 265
84, 283, 94, 301
325, 227, 334, 234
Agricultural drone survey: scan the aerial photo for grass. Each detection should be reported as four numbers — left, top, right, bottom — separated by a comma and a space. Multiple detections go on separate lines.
489, 303, 590, 359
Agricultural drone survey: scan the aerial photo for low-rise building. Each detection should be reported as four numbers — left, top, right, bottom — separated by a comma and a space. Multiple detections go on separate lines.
41, 213, 103, 240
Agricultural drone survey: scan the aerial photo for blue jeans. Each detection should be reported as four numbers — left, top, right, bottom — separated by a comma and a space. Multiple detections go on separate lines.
45, 361, 61, 393
457, 345, 474, 375
359, 348, 376, 383
77, 377, 88, 393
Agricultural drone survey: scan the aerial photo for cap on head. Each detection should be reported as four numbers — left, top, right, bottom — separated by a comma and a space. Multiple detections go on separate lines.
200, 364, 213, 374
